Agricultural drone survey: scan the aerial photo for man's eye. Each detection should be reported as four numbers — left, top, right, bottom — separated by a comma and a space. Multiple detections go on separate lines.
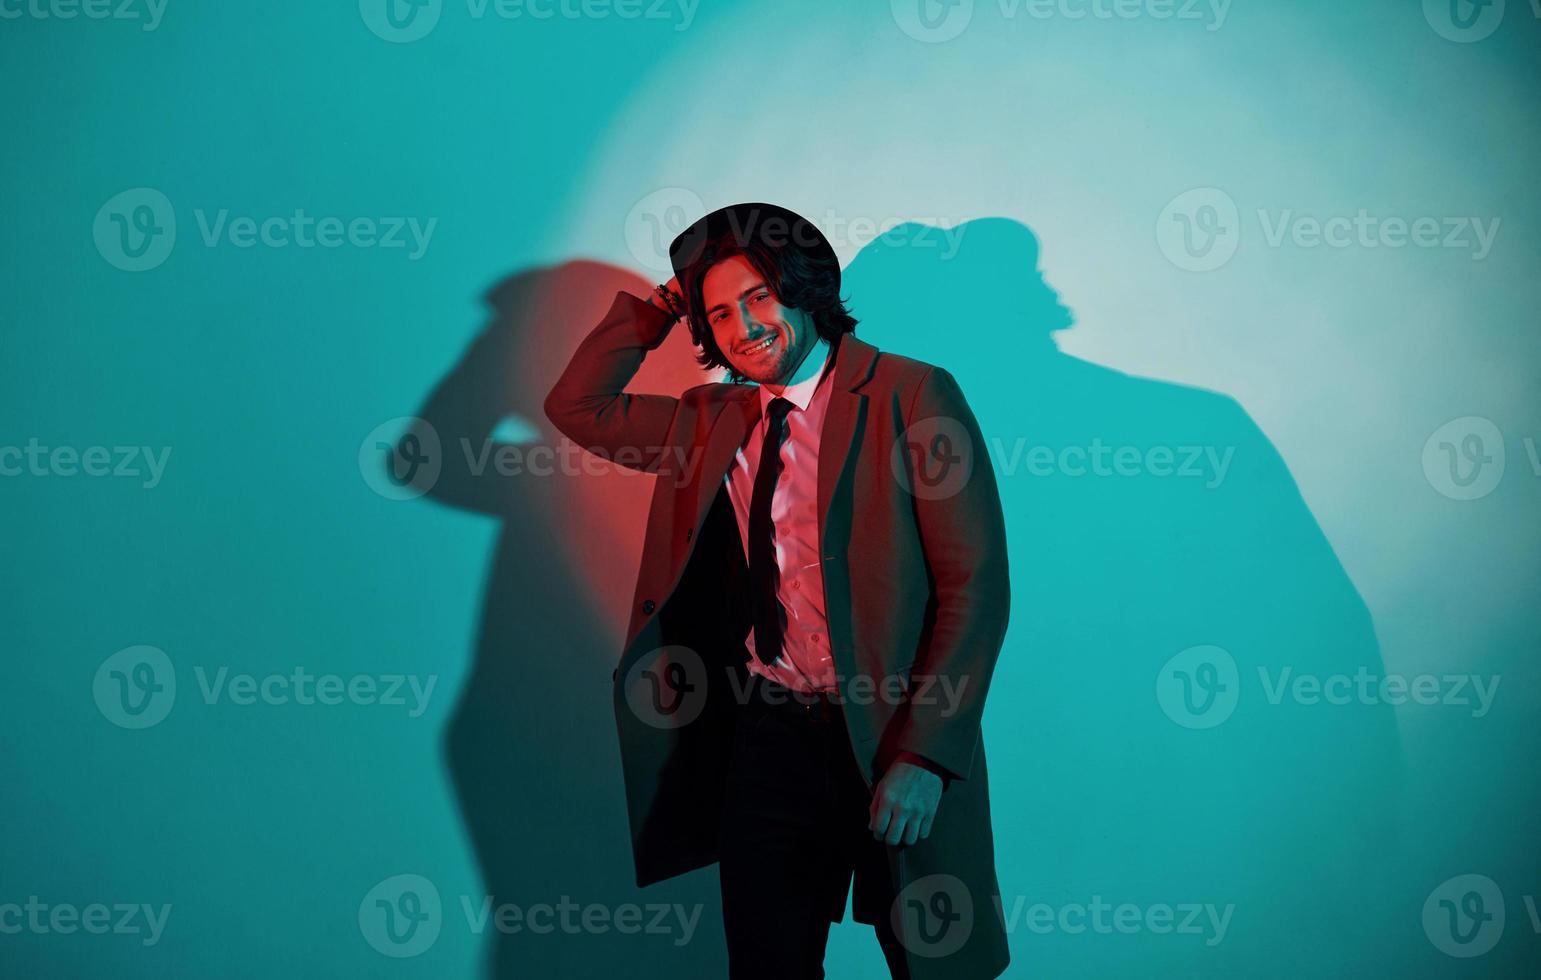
752, 292, 769, 303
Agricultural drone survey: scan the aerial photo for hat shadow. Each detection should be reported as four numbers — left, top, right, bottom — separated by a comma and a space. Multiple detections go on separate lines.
844, 218, 1413, 976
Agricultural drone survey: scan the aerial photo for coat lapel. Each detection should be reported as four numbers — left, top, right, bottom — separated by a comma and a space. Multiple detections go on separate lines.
816, 334, 879, 555
687, 386, 760, 538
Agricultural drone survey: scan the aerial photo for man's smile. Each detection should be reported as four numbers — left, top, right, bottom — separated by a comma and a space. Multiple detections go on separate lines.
740, 333, 778, 356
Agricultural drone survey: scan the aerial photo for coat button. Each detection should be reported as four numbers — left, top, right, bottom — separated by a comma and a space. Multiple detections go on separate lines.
642, 599, 656, 614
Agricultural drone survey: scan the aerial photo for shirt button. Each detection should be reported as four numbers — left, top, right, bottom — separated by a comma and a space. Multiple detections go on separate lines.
792, 581, 800, 590
812, 634, 822, 644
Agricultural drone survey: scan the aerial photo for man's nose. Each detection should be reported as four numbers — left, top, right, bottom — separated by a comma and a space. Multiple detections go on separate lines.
743, 306, 769, 335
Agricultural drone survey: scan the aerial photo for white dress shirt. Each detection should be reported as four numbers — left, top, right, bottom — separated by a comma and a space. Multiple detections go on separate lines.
723, 338, 838, 693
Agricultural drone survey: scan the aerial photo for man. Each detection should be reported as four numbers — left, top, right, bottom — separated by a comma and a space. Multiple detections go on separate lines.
543, 203, 1011, 979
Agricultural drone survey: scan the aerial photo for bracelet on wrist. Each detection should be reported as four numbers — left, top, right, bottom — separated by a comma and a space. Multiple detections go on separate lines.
652, 284, 684, 321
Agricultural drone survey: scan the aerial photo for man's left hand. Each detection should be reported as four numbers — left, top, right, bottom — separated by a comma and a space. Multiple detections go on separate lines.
869, 759, 943, 846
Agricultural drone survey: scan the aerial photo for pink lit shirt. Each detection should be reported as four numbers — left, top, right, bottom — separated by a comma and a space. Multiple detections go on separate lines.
724, 338, 838, 693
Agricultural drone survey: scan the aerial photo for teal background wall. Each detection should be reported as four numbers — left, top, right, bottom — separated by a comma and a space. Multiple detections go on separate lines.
3, 1, 1538, 976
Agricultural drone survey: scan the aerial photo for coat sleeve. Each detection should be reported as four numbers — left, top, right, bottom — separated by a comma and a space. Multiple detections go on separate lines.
542, 290, 685, 474
894, 365, 1011, 781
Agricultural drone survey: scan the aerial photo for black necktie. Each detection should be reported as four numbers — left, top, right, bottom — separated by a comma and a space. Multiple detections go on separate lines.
749, 397, 795, 666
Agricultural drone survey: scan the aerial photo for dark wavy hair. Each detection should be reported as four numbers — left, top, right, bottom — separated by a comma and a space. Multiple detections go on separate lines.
679, 236, 858, 384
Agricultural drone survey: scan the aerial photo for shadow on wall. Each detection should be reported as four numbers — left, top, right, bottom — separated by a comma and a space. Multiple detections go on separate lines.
405, 261, 724, 978
843, 219, 1411, 978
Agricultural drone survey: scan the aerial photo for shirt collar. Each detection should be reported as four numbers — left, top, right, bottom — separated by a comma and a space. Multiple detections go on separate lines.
758, 337, 833, 414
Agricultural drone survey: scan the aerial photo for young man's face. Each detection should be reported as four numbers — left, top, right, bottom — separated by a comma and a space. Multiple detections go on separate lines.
700, 254, 818, 386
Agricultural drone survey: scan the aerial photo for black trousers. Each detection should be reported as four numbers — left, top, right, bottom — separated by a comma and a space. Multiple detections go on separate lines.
718, 675, 913, 979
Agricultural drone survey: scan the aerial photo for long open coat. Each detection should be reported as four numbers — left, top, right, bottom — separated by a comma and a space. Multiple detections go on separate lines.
544, 291, 1013, 979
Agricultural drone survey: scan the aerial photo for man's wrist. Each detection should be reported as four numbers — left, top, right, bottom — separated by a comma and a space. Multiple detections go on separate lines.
648, 283, 684, 321
894, 750, 955, 787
